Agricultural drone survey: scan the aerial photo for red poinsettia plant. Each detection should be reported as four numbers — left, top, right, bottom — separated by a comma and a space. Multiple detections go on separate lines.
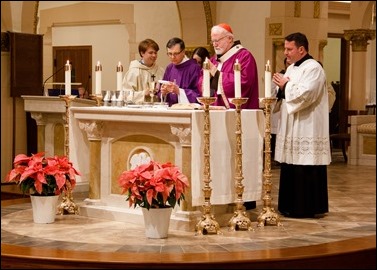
118, 160, 189, 210
5, 152, 80, 196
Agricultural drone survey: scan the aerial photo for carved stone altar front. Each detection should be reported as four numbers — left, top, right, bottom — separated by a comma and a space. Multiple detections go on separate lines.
69, 107, 265, 231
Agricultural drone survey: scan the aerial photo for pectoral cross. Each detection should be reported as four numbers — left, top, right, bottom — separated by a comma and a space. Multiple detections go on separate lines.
151, 74, 156, 81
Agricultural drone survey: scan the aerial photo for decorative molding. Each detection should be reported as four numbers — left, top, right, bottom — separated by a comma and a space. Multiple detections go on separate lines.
30, 112, 46, 125
79, 120, 104, 141
269, 23, 282, 36
319, 39, 328, 50
272, 38, 285, 49
52, 19, 123, 28
344, 29, 376, 52
294, 1, 301, 17
1, 32, 10, 52
170, 125, 191, 145
203, 1, 213, 46
33, 1, 39, 34
318, 39, 328, 63
313, 1, 320, 19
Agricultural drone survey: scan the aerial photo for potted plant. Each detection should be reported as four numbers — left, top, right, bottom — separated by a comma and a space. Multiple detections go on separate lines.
118, 160, 189, 238
5, 152, 80, 223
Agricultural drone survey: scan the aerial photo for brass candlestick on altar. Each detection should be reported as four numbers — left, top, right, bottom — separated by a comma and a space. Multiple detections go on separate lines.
257, 97, 282, 226
195, 97, 222, 235
57, 95, 79, 215
90, 94, 103, 107
228, 98, 253, 231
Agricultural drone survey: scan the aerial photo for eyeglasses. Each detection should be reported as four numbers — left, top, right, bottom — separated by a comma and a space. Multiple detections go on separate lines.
167, 50, 183, 57
210, 35, 228, 45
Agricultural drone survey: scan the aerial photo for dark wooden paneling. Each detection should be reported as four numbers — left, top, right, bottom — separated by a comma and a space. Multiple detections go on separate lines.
53, 46, 92, 95
9, 32, 43, 97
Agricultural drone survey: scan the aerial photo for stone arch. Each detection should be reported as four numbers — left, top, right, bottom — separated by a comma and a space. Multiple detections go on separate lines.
176, 1, 214, 55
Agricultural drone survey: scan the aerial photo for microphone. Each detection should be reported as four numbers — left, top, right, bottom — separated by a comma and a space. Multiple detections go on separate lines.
42, 65, 66, 96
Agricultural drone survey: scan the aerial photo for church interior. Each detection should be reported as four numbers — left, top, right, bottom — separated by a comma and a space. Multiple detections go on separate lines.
1, 1, 376, 269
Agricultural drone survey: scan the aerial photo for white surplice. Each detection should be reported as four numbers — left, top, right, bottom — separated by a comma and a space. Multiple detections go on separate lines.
274, 59, 331, 165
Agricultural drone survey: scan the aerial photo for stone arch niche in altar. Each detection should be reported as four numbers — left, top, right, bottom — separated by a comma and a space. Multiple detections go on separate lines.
128, 147, 154, 170
110, 134, 175, 195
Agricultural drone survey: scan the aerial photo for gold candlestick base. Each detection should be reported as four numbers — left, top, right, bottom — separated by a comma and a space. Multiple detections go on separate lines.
228, 98, 253, 231
57, 95, 79, 215
195, 97, 222, 235
90, 94, 104, 106
257, 97, 282, 227
56, 180, 79, 215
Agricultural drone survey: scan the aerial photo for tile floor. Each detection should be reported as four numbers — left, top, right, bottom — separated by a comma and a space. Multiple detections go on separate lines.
1, 152, 376, 254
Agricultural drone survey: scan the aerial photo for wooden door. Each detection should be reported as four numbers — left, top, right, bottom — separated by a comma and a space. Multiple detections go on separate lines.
53, 46, 92, 96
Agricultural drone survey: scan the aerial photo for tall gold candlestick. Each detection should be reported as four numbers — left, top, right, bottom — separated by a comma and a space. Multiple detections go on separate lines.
195, 97, 222, 235
57, 95, 79, 215
257, 97, 282, 226
228, 98, 253, 231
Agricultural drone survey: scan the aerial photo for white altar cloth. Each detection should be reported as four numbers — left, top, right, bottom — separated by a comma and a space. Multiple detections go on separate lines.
191, 109, 264, 206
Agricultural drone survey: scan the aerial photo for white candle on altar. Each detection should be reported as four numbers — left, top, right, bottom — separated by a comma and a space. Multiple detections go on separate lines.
202, 58, 210, 97
234, 59, 241, 98
65, 60, 71, 96
265, 60, 271, 98
95, 61, 102, 95
116, 61, 123, 91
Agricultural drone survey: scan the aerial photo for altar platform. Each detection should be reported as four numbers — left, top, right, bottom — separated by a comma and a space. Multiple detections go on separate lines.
1, 157, 375, 269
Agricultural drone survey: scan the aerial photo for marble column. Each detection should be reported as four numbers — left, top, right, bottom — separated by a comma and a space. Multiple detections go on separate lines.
170, 124, 192, 211
344, 29, 376, 111
273, 38, 285, 73
79, 120, 104, 200
30, 112, 46, 153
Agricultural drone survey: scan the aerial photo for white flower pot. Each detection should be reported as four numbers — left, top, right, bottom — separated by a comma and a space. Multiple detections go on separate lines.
141, 207, 172, 239
30, 195, 59, 224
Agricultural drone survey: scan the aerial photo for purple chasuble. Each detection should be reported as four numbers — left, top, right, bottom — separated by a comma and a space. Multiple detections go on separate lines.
200, 48, 259, 109
161, 59, 201, 106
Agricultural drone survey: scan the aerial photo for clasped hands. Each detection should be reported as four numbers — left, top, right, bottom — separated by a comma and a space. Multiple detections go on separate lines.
272, 73, 289, 89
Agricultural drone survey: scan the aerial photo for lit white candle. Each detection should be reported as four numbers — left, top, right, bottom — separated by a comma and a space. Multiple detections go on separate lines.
95, 61, 102, 95
265, 60, 271, 98
202, 58, 210, 97
116, 61, 123, 91
65, 60, 71, 96
234, 59, 241, 98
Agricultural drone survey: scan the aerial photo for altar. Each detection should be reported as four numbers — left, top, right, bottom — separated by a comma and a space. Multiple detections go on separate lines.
22, 95, 96, 159
70, 106, 265, 231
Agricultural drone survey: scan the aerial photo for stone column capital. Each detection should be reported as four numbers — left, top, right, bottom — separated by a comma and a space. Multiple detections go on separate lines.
30, 112, 46, 125
344, 29, 376, 52
170, 125, 191, 145
79, 120, 104, 141
272, 38, 285, 50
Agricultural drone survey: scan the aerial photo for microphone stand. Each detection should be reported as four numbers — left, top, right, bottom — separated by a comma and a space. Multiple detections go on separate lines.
83, 75, 91, 98
42, 65, 66, 96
